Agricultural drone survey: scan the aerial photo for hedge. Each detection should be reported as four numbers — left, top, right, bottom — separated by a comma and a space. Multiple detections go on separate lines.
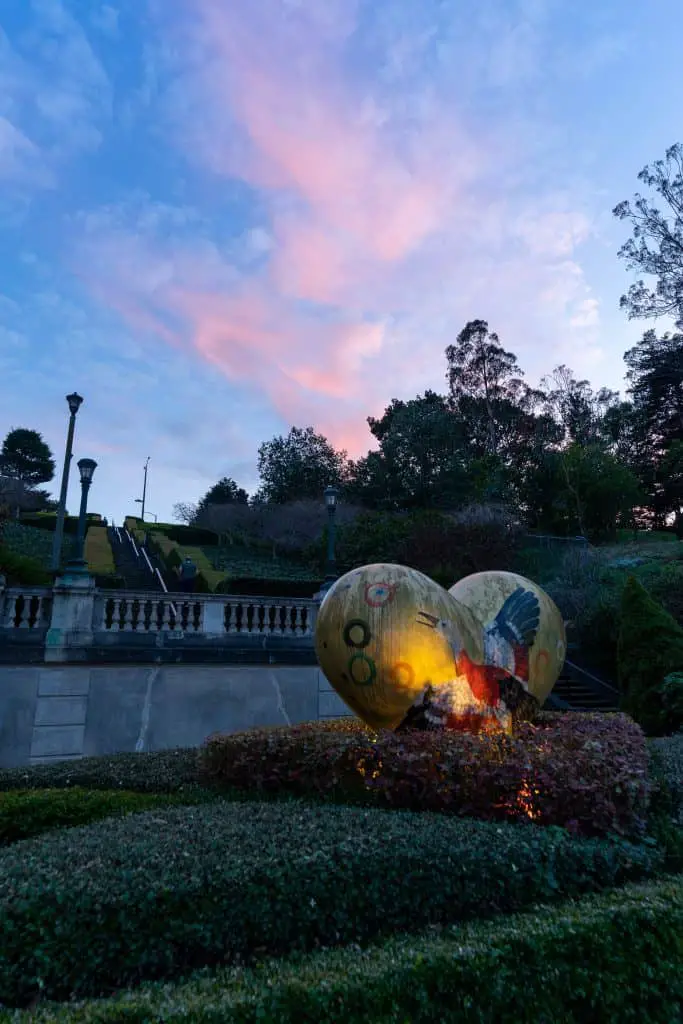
0, 787, 222, 846
0, 799, 663, 1007
18, 514, 79, 535
0, 545, 50, 586
0, 521, 74, 574
618, 575, 683, 735
83, 525, 115, 575
0, 747, 204, 794
9, 875, 683, 1023
200, 712, 653, 838
145, 533, 223, 592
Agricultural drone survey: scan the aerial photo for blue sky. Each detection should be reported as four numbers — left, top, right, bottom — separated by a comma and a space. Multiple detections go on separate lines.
0, 0, 681, 524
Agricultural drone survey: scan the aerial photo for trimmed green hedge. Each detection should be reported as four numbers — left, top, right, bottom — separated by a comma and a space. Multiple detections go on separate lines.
18, 514, 81, 536
0, 747, 203, 794
0, 800, 663, 1007
0, 521, 75, 576
0, 544, 50, 585
0, 787, 221, 846
9, 876, 683, 1022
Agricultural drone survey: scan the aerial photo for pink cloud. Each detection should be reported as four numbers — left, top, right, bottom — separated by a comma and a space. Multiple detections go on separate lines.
164, 0, 481, 305
71, 0, 610, 462
73, 221, 387, 454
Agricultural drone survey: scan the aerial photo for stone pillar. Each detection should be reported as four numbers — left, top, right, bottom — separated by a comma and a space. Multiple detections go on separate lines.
201, 598, 226, 636
45, 569, 97, 663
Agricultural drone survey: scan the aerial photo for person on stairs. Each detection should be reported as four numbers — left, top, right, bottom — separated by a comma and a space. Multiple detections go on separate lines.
179, 557, 197, 594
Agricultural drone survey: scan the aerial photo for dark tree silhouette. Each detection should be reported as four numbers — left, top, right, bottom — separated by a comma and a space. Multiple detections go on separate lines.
614, 143, 683, 328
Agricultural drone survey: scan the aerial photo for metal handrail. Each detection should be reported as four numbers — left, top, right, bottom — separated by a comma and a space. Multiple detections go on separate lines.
141, 547, 155, 575
564, 658, 620, 696
127, 531, 140, 559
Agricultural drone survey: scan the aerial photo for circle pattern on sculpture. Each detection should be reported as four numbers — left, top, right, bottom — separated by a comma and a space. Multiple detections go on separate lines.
390, 662, 415, 688
348, 653, 377, 686
364, 582, 398, 607
343, 618, 372, 649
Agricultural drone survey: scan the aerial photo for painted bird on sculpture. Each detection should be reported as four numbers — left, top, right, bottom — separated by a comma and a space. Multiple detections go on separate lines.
404, 586, 541, 731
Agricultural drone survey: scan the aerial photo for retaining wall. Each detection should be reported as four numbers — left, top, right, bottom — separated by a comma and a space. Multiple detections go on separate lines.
0, 663, 351, 769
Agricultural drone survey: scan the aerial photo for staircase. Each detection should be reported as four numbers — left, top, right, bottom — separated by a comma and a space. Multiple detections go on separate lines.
549, 656, 620, 712
108, 525, 164, 592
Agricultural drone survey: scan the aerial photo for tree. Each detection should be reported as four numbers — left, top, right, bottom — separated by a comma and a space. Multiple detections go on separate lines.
0, 477, 56, 516
0, 428, 55, 486
618, 575, 683, 735
522, 444, 641, 541
362, 391, 470, 509
541, 365, 619, 446
172, 502, 198, 525
625, 329, 683, 445
197, 476, 248, 514
624, 328, 683, 524
445, 321, 561, 509
256, 427, 348, 504
445, 319, 527, 454
613, 142, 683, 328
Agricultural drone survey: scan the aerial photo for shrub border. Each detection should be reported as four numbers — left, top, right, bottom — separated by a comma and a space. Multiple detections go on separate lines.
14, 875, 683, 1023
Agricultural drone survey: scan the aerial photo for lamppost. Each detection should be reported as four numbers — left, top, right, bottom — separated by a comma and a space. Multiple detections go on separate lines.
51, 392, 84, 571
65, 458, 97, 574
322, 484, 339, 591
135, 456, 150, 521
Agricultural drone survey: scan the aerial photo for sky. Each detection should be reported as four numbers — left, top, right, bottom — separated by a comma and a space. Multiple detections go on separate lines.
0, 0, 682, 525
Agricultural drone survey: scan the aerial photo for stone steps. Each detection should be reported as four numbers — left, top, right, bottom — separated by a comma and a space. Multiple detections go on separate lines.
108, 527, 163, 591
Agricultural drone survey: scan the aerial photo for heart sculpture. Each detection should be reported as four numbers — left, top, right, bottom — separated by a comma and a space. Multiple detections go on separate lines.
449, 570, 566, 709
314, 563, 566, 734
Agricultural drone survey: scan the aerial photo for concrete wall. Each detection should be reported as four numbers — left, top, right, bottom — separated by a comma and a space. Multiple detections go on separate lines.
0, 664, 352, 769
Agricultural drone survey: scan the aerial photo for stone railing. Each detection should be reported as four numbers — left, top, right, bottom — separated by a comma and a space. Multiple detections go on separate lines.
92, 591, 316, 636
1, 586, 53, 631
0, 574, 320, 663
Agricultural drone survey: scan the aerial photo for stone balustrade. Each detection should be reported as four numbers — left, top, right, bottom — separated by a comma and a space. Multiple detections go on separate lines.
1, 586, 53, 631
0, 575, 320, 664
92, 592, 316, 636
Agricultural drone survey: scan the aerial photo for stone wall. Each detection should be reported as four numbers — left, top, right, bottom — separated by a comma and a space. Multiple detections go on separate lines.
0, 664, 352, 769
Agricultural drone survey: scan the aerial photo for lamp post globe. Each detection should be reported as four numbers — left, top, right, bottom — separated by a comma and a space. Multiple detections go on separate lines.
67, 392, 84, 416
77, 458, 97, 486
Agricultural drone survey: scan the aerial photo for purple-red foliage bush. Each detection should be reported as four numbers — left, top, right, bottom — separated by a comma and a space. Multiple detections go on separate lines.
199, 712, 652, 838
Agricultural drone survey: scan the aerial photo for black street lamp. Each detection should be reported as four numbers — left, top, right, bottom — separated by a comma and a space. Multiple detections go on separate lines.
65, 458, 97, 574
134, 456, 150, 521
323, 484, 339, 587
51, 392, 84, 571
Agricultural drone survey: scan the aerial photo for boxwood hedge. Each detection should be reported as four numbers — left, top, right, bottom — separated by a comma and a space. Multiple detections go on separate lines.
0, 799, 664, 1008
5, 876, 683, 1023
0, 788, 221, 846
0, 748, 203, 794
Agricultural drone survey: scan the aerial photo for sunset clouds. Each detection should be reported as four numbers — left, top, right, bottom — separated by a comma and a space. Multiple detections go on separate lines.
1, 0, 682, 520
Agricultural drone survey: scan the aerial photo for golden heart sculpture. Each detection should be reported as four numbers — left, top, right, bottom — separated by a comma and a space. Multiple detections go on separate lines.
314, 563, 566, 733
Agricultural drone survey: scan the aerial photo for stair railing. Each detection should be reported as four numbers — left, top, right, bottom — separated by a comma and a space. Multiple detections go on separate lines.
563, 659, 620, 697
141, 546, 155, 576
126, 529, 140, 559
118, 525, 177, 616
149, 565, 176, 618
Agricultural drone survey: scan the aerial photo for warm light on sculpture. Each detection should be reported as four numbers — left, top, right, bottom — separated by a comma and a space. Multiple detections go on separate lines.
314, 563, 566, 734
